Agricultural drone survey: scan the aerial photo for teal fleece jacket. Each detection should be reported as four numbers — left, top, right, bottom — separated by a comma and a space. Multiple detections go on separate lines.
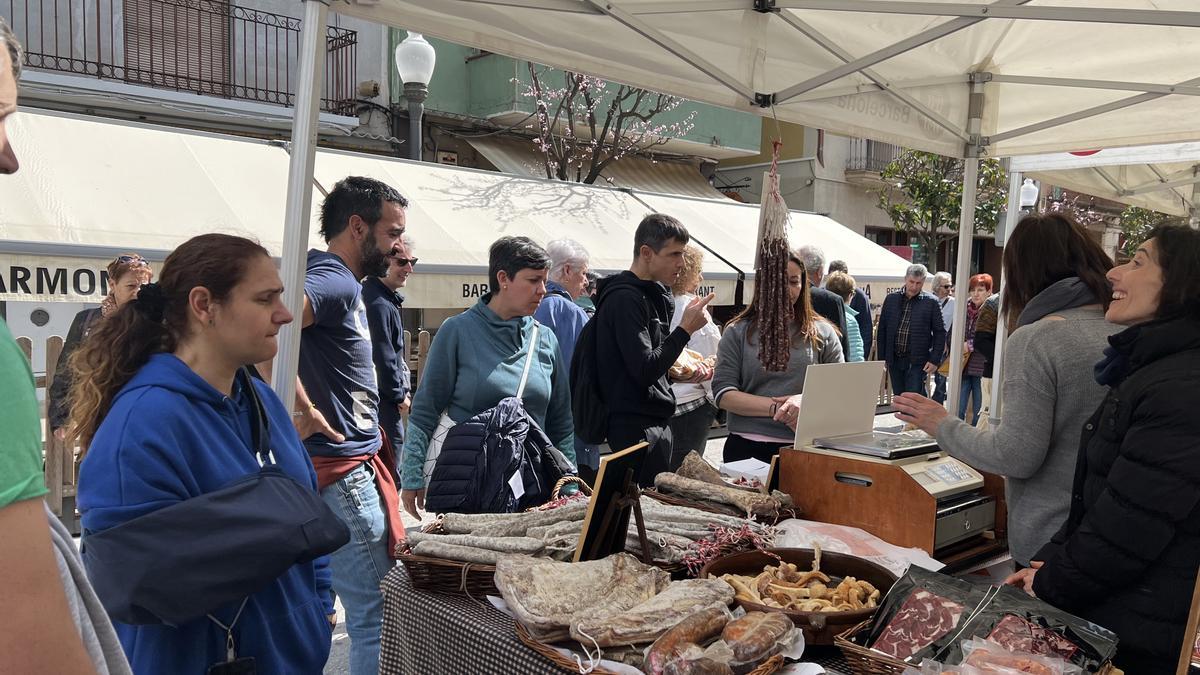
401, 297, 575, 489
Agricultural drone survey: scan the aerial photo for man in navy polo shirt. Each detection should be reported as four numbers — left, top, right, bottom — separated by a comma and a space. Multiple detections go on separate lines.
291, 176, 407, 675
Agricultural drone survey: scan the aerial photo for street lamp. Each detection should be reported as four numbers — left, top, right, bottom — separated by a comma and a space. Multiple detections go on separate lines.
1019, 178, 1039, 211
394, 31, 436, 161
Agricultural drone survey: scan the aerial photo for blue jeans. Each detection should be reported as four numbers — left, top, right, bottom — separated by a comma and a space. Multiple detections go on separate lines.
958, 375, 983, 424
889, 361, 929, 396
932, 372, 948, 403
320, 463, 394, 675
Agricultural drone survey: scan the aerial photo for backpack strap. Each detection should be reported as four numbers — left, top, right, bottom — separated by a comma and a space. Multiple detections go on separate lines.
516, 323, 540, 400
238, 367, 276, 466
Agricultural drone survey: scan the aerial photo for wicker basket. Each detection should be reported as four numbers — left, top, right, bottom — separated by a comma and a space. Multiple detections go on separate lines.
396, 521, 500, 597
833, 621, 1123, 675
643, 488, 800, 525
515, 622, 784, 675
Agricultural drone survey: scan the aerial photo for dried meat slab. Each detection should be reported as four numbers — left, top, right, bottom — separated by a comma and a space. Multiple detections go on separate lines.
496, 553, 671, 642
986, 613, 1080, 661
570, 579, 735, 647
870, 589, 966, 661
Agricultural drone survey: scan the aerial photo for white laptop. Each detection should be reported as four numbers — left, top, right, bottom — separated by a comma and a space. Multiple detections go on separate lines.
792, 361, 888, 447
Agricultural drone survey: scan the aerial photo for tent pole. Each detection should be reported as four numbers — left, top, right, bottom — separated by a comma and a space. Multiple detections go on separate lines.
946, 78, 986, 416
272, 0, 329, 405
988, 277, 1009, 425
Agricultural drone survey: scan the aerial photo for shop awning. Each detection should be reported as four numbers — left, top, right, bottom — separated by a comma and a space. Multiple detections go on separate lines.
467, 136, 727, 199
0, 109, 746, 307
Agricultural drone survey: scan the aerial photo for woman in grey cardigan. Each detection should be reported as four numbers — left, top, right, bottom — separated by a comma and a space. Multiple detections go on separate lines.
714, 253, 843, 464
893, 213, 1116, 567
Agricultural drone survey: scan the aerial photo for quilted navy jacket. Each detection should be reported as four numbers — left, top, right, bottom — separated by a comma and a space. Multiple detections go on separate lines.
876, 290, 946, 366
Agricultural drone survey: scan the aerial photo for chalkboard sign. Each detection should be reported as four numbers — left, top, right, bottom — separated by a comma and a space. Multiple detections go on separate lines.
573, 442, 650, 563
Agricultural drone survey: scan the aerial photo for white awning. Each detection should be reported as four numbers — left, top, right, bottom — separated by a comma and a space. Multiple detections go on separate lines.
467, 135, 727, 199
1010, 143, 1200, 217
1, 109, 747, 306
637, 191, 912, 306
336, 1, 1200, 159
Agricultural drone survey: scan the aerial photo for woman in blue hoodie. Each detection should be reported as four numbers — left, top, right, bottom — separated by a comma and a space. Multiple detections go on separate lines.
71, 234, 335, 674
400, 236, 575, 518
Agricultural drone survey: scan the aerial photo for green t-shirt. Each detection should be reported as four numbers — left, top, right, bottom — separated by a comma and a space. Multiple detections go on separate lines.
0, 318, 48, 508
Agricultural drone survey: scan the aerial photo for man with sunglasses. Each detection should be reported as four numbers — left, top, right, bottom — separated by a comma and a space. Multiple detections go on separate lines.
930, 271, 955, 404
363, 234, 417, 452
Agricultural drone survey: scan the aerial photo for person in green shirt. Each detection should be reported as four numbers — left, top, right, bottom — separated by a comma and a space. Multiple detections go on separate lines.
0, 20, 130, 673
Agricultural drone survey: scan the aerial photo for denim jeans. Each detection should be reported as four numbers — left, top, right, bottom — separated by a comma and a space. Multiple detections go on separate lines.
320, 463, 394, 675
888, 361, 929, 396
932, 372, 948, 403
958, 375, 983, 424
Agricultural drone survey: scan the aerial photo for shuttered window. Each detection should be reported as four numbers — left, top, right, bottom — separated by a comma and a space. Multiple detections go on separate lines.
123, 0, 230, 97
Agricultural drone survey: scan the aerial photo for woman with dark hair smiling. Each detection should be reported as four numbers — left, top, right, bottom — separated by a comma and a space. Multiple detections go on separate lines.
892, 212, 1118, 570
1006, 225, 1200, 674
400, 236, 575, 518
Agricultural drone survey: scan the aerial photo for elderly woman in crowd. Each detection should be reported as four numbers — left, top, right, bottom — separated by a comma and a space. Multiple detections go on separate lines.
401, 236, 574, 517
48, 252, 154, 439
534, 238, 598, 479
957, 273, 993, 424
823, 271, 865, 362
714, 254, 843, 464
893, 213, 1116, 569
666, 245, 720, 469
1007, 225, 1200, 674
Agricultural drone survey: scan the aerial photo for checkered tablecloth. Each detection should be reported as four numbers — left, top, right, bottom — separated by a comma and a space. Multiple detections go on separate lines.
380, 564, 854, 675
380, 565, 570, 675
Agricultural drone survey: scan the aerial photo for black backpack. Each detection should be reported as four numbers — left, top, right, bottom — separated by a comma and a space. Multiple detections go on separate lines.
569, 317, 609, 444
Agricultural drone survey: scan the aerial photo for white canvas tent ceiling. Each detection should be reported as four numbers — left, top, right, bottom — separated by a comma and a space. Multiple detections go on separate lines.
1010, 143, 1200, 217
336, 0, 1200, 158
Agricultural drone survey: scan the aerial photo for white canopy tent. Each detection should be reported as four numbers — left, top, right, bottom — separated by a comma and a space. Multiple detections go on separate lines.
274, 0, 1200, 411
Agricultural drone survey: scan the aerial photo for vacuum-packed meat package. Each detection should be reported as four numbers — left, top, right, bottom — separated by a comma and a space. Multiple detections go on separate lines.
865, 566, 988, 662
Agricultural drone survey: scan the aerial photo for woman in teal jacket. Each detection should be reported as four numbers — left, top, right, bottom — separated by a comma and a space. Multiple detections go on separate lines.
401, 236, 575, 518
73, 234, 334, 674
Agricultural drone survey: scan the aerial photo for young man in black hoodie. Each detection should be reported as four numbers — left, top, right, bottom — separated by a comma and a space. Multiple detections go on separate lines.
593, 213, 714, 485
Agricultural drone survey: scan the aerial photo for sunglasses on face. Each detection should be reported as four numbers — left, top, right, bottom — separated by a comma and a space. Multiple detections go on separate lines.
393, 257, 418, 268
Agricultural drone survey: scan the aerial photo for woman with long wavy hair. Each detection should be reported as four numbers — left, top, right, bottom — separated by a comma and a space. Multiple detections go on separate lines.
71, 234, 335, 674
713, 253, 844, 463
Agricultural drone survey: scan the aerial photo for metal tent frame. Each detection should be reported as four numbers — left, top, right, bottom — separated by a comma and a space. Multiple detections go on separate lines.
274, 0, 1200, 417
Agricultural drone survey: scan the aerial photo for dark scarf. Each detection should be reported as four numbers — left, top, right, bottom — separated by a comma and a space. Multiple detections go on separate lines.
1095, 316, 1200, 387
1016, 277, 1099, 329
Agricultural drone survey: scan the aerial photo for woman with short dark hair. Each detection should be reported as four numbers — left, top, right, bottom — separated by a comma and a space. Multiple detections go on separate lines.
400, 236, 575, 517
893, 213, 1118, 569
1008, 225, 1200, 674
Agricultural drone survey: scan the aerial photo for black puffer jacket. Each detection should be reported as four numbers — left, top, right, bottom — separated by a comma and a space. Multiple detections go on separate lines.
1033, 317, 1200, 674
424, 397, 574, 514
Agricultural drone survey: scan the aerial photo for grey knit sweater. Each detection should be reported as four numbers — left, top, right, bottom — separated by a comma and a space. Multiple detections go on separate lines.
714, 319, 843, 441
936, 306, 1118, 565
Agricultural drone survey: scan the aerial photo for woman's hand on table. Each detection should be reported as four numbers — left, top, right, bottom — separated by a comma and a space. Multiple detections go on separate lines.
401, 488, 426, 520
1003, 561, 1043, 596
892, 393, 948, 435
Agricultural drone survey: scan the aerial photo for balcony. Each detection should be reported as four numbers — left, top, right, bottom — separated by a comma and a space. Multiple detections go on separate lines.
845, 138, 900, 187
3, 0, 357, 115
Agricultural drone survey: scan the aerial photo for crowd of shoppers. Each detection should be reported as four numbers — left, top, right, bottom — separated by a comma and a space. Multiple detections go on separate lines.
5, 16, 1200, 673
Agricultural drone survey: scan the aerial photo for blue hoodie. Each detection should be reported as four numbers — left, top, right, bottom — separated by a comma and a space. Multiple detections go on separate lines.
78, 354, 334, 675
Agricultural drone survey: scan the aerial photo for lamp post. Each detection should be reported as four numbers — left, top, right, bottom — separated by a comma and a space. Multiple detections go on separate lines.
394, 31, 436, 161
1019, 177, 1039, 213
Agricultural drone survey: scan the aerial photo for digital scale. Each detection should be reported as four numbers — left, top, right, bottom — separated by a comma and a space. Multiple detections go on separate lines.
777, 362, 997, 556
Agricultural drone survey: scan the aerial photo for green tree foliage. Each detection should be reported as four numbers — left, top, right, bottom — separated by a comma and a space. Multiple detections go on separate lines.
875, 151, 1008, 270
1117, 206, 1183, 259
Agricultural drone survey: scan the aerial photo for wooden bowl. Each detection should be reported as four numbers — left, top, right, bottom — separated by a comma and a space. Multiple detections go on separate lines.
699, 548, 897, 645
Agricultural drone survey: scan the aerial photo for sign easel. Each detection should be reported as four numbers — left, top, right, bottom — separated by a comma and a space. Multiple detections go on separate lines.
573, 442, 652, 564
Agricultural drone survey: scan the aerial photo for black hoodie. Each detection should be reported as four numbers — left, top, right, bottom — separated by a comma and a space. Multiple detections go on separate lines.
593, 271, 691, 423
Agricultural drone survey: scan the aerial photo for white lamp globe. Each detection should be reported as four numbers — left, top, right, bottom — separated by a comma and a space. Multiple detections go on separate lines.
395, 32, 436, 86
1019, 178, 1039, 209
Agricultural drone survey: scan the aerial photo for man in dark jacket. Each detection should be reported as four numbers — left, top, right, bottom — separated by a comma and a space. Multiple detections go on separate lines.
795, 245, 850, 356
362, 235, 415, 451
829, 259, 874, 358
876, 264, 945, 396
593, 213, 713, 485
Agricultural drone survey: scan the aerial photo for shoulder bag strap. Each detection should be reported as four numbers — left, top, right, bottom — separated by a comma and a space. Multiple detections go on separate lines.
515, 323, 540, 400
238, 366, 275, 466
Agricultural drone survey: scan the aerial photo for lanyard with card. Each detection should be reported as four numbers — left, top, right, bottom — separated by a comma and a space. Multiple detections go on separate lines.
206, 598, 257, 675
